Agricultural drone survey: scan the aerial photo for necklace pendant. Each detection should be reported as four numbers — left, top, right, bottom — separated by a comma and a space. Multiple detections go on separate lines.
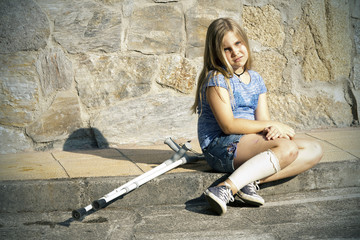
234, 68, 246, 78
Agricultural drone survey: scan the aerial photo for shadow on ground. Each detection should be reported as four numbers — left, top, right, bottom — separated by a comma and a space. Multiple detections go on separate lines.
63, 128, 211, 171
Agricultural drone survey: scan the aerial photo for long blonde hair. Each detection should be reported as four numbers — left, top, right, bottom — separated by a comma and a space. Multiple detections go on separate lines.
191, 18, 252, 114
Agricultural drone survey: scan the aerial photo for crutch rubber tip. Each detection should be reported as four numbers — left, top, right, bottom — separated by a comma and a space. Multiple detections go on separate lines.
92, 199, 106, 210
72, 208, 86, 220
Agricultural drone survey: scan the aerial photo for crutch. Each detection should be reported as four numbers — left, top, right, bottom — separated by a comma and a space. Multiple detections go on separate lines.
72, 138, 197, 219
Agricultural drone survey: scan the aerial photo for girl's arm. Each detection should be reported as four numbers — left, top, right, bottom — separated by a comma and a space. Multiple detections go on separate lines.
255, 93, 294, 140
207, 86, 295, 139
255, 93, 270, 121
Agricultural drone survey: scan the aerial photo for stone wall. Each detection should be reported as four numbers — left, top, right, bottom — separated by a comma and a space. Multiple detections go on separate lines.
0, 0, 359, 154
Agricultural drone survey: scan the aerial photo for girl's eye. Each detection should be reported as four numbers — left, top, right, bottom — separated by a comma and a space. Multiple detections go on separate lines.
236, 41, 241, 45
224, 48, 231, 52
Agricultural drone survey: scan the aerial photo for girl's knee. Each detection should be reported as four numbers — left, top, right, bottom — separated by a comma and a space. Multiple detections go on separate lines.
274, 140, 299, 167
295, 139, 323, 169
284, 141, 299, 163
307, 141, 323, 166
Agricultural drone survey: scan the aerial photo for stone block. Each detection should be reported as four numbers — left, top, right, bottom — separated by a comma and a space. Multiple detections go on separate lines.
36, 47, 73, 97
157, 55, 197, 94
293, 0, 352, 83
0, 52, 40, 127
243, 5, 285, 49
185, 0, 242, 58
0, 126, 32, 154
127, 4, 184, 54
41, 0, 122, 53
252, 50, 287, 93
74, 53, 157, 108
353, 55, 360, 90
26, 91, 83, 143
327, 0, 352, 80
354, 18, 360, 54
91, 92, 197, 146
292, 21, 330, 82
267, 94, 353, 129
0, 0, 50, 53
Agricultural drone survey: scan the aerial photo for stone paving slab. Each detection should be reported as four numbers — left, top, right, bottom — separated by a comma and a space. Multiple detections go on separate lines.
52, 149, 144, 178
0, 152, 68, 181
305, 128, 360, 159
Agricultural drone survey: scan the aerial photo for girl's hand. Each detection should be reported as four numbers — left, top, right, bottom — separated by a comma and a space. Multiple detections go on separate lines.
263, 123, 295, 140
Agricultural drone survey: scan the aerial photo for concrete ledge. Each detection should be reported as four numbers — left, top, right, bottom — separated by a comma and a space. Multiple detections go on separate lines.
1, 128, 359, 214
1, 159, 359, 213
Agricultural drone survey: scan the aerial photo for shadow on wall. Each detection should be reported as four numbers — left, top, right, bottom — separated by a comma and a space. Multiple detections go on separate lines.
63, 128, 109, 151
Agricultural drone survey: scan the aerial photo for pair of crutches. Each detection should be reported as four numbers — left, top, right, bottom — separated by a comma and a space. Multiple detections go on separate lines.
72, 137, 204, 220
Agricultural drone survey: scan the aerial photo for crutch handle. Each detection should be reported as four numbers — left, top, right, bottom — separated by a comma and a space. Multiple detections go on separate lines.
165, 137, 205, 163
164, 137, 181, 152
170, 142, 191, 161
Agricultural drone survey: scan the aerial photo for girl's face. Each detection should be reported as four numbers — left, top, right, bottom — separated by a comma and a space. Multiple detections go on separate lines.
222, 31, 249, 74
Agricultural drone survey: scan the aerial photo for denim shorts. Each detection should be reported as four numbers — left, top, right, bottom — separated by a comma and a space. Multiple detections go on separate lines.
203, 134, 243, 173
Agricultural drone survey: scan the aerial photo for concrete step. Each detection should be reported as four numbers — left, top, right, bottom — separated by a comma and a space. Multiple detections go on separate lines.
1, 159, 359, 214
0, 186, 359, 239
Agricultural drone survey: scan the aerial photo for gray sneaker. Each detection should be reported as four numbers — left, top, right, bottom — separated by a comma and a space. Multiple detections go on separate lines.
204, 185, 234, 215
236, 181, 265, 206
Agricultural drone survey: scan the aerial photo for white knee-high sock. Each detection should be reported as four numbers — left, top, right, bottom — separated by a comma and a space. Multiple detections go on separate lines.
228, 150, 281, 191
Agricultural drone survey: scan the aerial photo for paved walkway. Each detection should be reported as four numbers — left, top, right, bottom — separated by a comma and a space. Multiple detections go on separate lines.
0, 127, 359, 182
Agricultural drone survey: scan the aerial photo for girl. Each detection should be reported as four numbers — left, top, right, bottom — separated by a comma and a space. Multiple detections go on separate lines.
191, 18, 323, 215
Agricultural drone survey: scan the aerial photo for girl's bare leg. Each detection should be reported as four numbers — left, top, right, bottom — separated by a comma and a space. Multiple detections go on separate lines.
260, 138, 323, 183
233, 134, 323, 183
233, 133, 298, 167
218, 134, 322, 194
222, 134, 299, 194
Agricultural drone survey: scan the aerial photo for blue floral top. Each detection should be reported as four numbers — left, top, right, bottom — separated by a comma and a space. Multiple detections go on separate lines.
197, 70, 267, 150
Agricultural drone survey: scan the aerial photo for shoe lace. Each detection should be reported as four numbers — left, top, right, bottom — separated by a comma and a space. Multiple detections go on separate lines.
248, 181, 261, 194
254, 180, 261, 190
219, 186, 235, 204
